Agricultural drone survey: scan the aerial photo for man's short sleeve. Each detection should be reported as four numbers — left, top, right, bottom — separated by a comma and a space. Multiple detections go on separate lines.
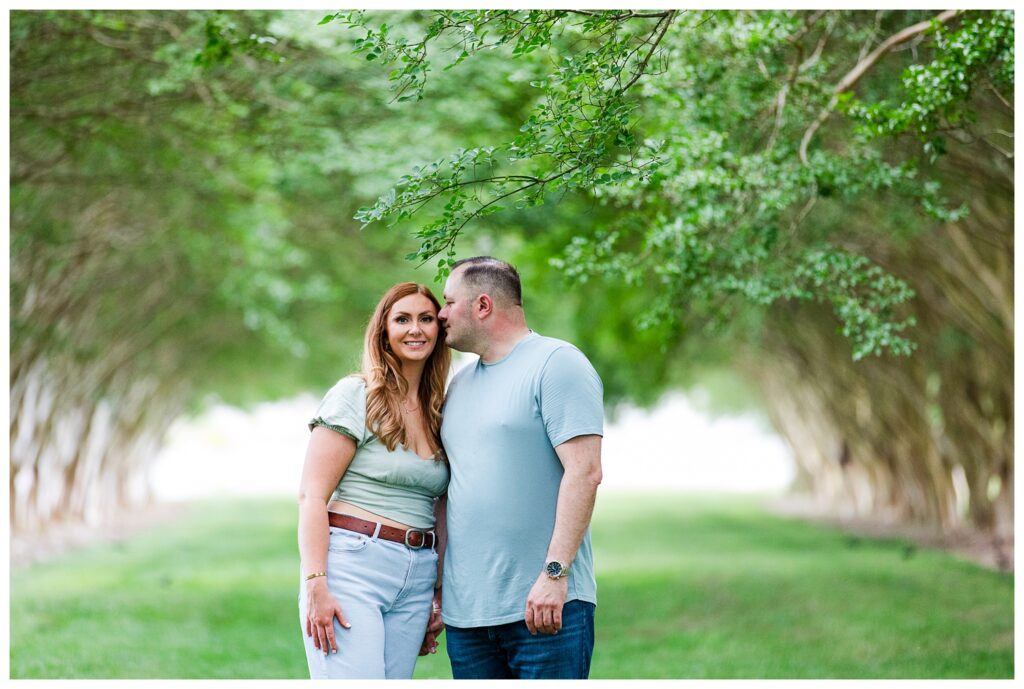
308, 376, 368, 445
538, 346, 604, 447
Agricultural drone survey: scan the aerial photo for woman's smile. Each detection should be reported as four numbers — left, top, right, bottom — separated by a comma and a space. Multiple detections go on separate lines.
387, 293, 441, 363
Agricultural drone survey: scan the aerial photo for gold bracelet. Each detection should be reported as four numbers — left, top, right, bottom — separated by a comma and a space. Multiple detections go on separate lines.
305, 571, 327, 581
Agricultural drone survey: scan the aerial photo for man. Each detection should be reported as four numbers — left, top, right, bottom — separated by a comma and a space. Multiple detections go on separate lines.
436, 256, 604, 679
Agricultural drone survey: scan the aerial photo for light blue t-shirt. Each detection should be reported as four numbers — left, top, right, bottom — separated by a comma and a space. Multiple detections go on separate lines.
440, 332, 604, 627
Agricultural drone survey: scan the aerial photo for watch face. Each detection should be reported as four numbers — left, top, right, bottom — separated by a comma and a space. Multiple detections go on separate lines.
546, 561, 563, 577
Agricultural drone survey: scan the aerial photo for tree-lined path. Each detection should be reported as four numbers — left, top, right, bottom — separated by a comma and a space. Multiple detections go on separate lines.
11, 9, 1013, 536
8, 9, 1014, 679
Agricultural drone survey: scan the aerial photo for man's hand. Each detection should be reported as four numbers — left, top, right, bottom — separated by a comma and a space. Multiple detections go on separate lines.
419, 630, 438, 656
427, 588, 445, 635
419, 588, 444, 655
524, 572, 569, 635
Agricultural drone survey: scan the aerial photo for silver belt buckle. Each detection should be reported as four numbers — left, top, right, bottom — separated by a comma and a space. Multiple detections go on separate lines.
404, 528, 427, 549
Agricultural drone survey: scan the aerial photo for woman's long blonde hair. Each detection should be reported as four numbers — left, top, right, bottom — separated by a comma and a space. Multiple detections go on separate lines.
360, 282, 450, 455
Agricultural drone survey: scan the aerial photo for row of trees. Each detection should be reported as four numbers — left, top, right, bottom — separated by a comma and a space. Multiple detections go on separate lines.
10, 10, 1013, 536
339, 9, 1014, 533
10, 10, 532, 528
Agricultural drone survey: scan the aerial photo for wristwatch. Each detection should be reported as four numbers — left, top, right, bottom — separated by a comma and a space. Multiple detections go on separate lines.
545, 560, 571, 579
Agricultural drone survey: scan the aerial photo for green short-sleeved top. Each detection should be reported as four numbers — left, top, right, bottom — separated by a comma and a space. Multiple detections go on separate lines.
309, 376, 449, 529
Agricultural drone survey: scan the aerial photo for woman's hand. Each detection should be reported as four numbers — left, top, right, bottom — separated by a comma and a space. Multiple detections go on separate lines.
305, 577, 350, 655
298, 428, 356, 655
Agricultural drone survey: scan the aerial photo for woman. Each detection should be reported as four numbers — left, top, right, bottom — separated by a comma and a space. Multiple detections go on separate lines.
297, 282, 450, 679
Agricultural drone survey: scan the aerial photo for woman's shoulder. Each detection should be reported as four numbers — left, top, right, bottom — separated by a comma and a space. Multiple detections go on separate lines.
321, 374, 368, 409
331, 373, 366, 390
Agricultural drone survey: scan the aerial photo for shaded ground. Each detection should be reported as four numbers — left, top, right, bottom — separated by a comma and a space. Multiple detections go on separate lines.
766, 495, 1014, 573
12, 494, 1013, 573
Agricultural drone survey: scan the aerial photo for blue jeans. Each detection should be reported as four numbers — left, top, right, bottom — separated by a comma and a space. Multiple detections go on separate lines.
445, 599, 595, 679
298, 526, 438, 679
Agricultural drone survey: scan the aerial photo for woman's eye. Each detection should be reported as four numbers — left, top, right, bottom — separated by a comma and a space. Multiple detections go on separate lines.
422, 316, 434, 323
396, 316, 408, 323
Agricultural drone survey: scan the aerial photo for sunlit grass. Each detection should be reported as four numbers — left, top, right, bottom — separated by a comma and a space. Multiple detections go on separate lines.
9, 493, 1013, 678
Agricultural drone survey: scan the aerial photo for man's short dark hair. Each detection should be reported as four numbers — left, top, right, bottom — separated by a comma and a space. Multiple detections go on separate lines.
452, 256, 523, 307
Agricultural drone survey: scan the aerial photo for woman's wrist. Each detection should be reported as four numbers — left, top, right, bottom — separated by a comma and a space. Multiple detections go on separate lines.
305, 573, 328, 589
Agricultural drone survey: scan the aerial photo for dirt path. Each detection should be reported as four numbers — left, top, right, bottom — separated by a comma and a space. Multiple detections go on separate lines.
11, 497, 1013, 573
765, 496, 1014, 573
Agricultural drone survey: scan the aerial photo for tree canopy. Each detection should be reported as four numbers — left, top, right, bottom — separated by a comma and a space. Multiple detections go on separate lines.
340, 10, 1009, 360
9, 10, 1014, 536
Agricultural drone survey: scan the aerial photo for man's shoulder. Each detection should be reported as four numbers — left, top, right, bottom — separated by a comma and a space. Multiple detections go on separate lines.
526, 333, 594, 369
449, 358, 476, 383
445, 358, 479, 399
528, 335, 602, 395
525, 332, 586, 357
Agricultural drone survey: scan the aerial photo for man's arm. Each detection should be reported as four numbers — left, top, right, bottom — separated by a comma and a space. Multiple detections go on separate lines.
524, 433, 602, 635
420, 493, 447, 655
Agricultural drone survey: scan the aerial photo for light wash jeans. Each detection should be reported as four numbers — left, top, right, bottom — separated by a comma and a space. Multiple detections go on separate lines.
298, 525, 438, 679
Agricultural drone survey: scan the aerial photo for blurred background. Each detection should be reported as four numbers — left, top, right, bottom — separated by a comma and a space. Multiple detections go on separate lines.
146, 363, 794, 502
8, 8, 1013, 679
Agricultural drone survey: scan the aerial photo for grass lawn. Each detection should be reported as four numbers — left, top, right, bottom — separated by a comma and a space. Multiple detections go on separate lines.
9, 493, 1013, 679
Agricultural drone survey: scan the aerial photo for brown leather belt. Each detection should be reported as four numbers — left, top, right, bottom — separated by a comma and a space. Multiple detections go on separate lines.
328, 512, 436, 549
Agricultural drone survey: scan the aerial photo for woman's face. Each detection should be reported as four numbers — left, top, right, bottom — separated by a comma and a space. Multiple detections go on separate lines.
386, 293, 440, 366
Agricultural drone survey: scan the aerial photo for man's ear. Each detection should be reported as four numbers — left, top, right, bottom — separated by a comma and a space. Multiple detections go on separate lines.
476, 294, 494, 319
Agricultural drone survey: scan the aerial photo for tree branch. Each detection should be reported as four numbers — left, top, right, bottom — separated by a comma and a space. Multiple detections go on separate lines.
799, 9, 961, 164
786, 9, 828, 46
767, 16, 834, 152
619, 10, 676, 94
563, 10, 674, 20
985, 79, 1013, 112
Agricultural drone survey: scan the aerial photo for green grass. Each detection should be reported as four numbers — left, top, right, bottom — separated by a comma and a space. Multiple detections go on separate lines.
9, 493, 1013, 678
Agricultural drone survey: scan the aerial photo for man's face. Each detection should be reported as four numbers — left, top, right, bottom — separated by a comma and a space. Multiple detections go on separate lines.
438, 268, 475, 352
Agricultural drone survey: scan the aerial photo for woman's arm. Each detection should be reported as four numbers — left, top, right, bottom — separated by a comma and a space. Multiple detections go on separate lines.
298, 426, 357, 655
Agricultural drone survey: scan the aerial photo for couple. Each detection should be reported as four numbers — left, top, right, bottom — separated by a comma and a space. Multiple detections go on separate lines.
297, 256, 604, 679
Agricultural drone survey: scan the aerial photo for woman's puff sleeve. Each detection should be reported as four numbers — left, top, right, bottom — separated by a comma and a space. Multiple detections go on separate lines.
308, 375, 368, 446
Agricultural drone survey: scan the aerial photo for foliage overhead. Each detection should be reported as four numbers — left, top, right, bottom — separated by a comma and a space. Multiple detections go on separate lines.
9, 10, 1014, 534
331, 9, 1013, 362
11, 10, 535, 408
